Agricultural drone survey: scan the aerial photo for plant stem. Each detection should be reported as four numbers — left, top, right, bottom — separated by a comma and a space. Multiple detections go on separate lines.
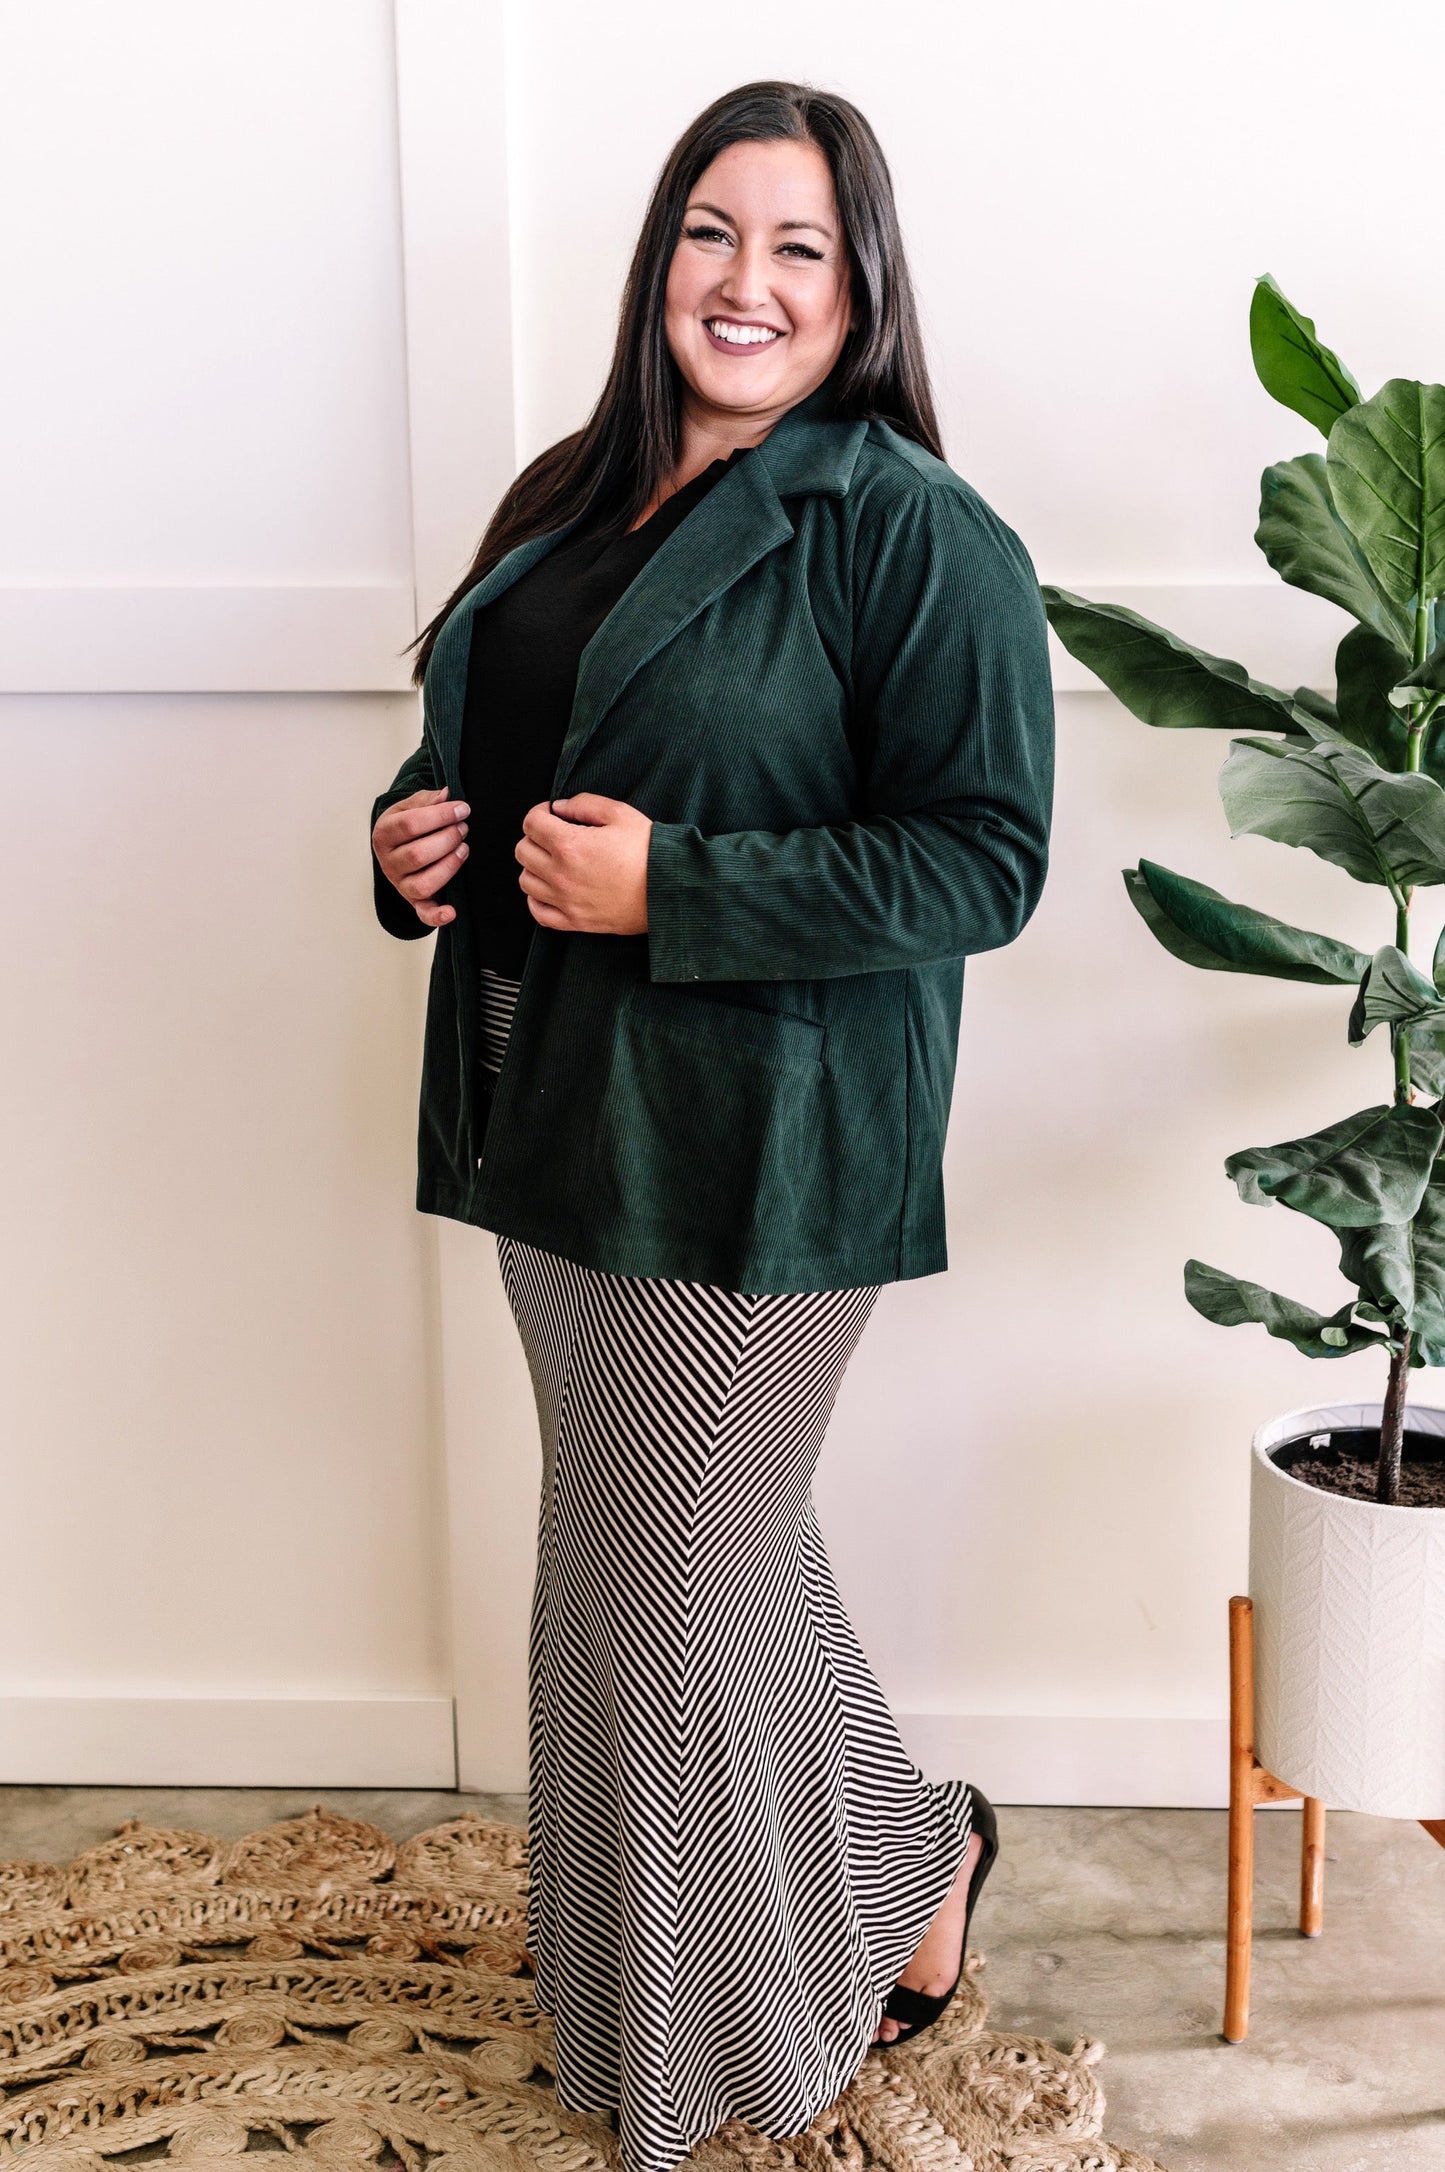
1379, 1332, 1410, 1504
1378, 609, 1439, 1504
1406, 713, 1433, 777
1393, 882, 1413, 1105
1415, 687, 1444, 757
1396, 665, 1422, 1003
1399, 711, 1426, 1116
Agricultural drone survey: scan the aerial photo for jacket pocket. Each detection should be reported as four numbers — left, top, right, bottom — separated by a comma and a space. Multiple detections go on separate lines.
589, 984, 827, 1255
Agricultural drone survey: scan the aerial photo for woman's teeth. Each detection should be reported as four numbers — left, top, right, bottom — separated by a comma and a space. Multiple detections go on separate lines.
706, 320, 781, 345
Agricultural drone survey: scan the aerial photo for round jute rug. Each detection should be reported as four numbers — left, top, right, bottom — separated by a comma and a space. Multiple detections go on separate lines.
0, 1807, 1168, 2171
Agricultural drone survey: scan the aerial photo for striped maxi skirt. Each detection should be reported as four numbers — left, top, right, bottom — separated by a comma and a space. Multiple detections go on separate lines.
481, 970, 974, 2172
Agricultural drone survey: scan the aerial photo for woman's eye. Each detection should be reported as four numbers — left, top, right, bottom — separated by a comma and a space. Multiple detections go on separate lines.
779, 243, 824, 261
684, 224, 732, 246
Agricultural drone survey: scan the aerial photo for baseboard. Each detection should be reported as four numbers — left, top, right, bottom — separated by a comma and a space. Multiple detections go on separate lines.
899, 1712, 1230, 1809
0, 1700, 1228, 1805
449, 1713, 1235, 1810
0, 1697, 458, 1788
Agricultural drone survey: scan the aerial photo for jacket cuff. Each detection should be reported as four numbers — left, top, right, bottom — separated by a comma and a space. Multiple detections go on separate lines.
373, 853, 431, 940
645, 821, 707, 981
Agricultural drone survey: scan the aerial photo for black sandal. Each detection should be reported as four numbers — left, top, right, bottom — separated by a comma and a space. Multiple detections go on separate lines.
878, 1788, 999, 2047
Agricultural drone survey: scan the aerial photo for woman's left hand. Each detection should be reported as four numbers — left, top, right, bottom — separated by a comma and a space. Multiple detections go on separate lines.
515, 794, 653, 935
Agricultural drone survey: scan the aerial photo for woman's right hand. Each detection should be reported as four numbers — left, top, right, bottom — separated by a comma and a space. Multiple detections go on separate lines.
371, 788, 471, 928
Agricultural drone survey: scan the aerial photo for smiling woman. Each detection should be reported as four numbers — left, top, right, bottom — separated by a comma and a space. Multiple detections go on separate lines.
369, 78, 1053, 2172
663, 138, 854, 439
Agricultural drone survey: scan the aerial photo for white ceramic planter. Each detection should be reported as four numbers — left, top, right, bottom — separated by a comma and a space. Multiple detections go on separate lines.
1249, 1401, 1445, 1819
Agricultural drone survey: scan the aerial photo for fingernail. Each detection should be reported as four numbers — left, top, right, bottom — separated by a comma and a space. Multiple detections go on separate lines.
457, 842, 469, 857
454, 803, 470, 817
458, 822, 469, 835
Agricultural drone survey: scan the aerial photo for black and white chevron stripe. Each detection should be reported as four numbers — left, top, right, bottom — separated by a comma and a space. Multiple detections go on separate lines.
479, 966, 522, 1075
486, 969, 973, 2172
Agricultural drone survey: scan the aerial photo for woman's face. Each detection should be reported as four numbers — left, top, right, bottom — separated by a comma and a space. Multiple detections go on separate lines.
664, 138, 854, 426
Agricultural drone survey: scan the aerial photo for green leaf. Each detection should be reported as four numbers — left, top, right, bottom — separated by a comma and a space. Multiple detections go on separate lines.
1405, 1033, 1445, 1097
1218, 736, 1445, 893
1125, 861, 1369, 985
1285, 686, 1391, 763
1290, 684, 1340, 732
1333, 625, 1413, 767
1256, 454, 1411, 649
1347, 945, 1445, 1044
1410, 928, 1445, 1082
1249, 276, 1361, 437
1327, 379, 1445, 612
1184, 1259, 1386, 1357
1338, 1160, 1445, 1347
1399, 633, 1445, 693
1284, 689, 1395, 767
1399, 1038, 1442, 1094
1225, 1101, 1443, 1228
1041, 591, 1306, 733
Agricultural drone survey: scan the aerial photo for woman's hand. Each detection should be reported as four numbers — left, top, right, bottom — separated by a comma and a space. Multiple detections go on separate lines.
516, 794, 652, 935
372, 788, 471, 928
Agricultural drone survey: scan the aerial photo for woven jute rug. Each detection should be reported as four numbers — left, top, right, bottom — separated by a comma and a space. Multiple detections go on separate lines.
0, 1807, 1168, 2171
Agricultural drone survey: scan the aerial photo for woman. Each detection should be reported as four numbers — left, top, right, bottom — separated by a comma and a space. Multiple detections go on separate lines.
371, 79, 1053, 2172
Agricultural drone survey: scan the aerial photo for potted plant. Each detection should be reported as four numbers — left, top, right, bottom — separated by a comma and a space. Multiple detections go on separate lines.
1043, 279, 1445, 1820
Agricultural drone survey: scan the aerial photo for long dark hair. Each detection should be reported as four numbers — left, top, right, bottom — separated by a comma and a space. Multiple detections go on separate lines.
410, 80, 940, 684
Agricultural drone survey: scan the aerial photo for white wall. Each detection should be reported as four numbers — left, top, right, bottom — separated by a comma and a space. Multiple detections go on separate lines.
0, 1, 452, 1784
0, 691, 454, 1779
489, 0, 1445, 1805
2, 6, 412, 584
508, 0, 1445, 583
3, 0, 1440, 1800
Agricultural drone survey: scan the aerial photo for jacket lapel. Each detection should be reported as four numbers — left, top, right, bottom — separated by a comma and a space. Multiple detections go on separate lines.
554, 393, 868, 794
552, 451, 793, 795
425, 388, 871, 796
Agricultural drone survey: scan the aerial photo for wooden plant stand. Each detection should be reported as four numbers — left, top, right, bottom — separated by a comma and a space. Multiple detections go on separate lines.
1225, 1594, 1445, 2042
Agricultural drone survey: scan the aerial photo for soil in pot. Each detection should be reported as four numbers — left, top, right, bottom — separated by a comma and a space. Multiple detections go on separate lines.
1273, 1426, 1445, 1508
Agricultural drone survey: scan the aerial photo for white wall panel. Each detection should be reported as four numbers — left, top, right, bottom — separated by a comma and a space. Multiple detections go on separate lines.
5, 0, 1441, 1799
0, 1, 450, 1786
504, 0, 1445, 589
394, 0, 518, 622
0, 693, 447, 1724
478, 0, 1445, 1796
0, 0, 413, 586
817, 690, 1418, 1748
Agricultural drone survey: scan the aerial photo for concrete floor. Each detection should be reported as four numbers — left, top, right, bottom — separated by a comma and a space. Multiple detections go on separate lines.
1, 1789, 1440, 2172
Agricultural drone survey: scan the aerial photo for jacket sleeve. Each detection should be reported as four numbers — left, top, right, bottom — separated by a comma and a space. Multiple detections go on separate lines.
644, 482, 1055, 983
369, 737, 440, 942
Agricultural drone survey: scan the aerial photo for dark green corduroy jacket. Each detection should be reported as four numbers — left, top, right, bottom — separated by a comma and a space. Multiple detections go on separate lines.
371, 389, 1054, 1294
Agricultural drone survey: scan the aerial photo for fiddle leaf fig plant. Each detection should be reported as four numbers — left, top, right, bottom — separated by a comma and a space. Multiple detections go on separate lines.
1043, 278, 1445, 1505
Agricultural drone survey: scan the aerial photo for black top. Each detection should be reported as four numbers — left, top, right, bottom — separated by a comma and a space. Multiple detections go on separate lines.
459, 453, 738, 976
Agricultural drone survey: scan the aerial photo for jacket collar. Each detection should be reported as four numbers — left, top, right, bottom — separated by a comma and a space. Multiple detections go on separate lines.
753, 377, 870, 498
425, 384, 869, 793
